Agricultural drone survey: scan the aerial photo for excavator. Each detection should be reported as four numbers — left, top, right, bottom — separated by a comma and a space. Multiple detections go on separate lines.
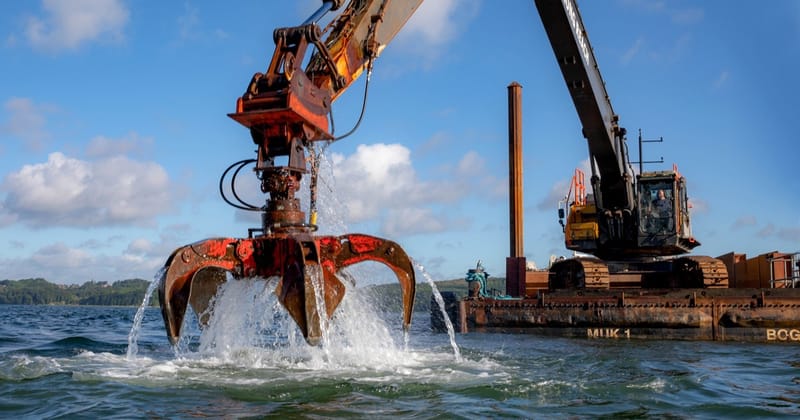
158, 0, 726, 347
534, 0, 729, 289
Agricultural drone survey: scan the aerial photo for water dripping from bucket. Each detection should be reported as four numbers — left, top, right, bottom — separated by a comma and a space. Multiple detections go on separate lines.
414, 261, 462, 362
126, 267, 164, 360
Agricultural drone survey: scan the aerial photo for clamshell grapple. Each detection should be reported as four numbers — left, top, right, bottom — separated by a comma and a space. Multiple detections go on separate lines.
158, 13, 416, 346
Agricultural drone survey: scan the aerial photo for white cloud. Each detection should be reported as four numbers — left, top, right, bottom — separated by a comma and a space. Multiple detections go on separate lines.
85, 133, 153, 158
329, 143, 473, 236
456, 150, 484, 175
331, 143, 418, 222
403, 0, 460, 46
1, 152, 175, 227
621, 37, 645, 65
1, 240, 164, 284
25, 0, 129, 51
121, 226, 195, 268
455, 151, 505, 200
398, 0, 478, 62
383, 207, 446, 236
29, 242, 93, 269
538, 159, 591, 211
538, 177, 571, 211
126, 238, 152, 255
1, 97, 53, 150
0, 224, 197, 284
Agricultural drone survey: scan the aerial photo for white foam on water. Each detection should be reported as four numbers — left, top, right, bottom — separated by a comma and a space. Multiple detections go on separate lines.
0, 354, 63, 381
109, 147, 500, 386
627, 377, 667, 391
14, 297, 509, 390
175, 276, 417, 373
125, 260, 473, 384
110, 271, 512, 389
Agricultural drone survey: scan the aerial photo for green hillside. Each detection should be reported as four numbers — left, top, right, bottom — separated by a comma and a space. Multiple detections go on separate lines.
0, 276, 506, 311
0, 278, 158, 306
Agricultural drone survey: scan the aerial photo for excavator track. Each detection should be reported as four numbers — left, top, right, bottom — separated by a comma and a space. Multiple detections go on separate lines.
549, 257, 610, 289
673, 256, 729, 288
549, 255, 729, 290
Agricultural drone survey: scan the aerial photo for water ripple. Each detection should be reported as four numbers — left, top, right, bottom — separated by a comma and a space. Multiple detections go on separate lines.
2, 302, 800, 418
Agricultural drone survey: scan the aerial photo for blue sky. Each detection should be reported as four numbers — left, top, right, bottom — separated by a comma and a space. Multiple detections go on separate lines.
1, 0, 798, 285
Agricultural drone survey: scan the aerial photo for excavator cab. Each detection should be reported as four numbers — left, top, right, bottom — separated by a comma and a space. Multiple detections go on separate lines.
640, 180, 674, 234
636, 170, 698, 254
542, 0, 728, 289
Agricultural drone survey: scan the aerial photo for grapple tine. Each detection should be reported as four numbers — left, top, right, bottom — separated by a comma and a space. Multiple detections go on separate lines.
273, 238, 346, 345
158, 238, 239, 345
187, 267, 228, 326
319, 234, 417, 332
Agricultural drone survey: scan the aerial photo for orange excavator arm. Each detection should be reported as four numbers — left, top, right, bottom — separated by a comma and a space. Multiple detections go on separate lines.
159, 1, 425, 347
308, 0, 424, 101
232, 0, 424, 141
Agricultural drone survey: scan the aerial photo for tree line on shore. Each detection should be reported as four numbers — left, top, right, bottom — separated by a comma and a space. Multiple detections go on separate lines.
0, 278, 158, 306
0, 276, 493, 310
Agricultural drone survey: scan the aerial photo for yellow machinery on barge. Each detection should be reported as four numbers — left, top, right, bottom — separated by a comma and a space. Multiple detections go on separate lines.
434, 0, 800, 344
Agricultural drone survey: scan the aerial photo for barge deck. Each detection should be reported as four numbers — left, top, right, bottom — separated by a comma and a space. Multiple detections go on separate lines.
432, 252, 800, 343
448, 288, 800, 343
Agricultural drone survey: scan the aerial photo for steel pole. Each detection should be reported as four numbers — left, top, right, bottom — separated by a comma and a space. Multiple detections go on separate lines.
508, 82, 524, 258
506, 82, 526, 297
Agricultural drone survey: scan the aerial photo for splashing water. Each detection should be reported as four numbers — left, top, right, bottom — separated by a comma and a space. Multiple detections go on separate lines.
299, 151, 347, 237
194, 277, 297, 358
165, 276, 415, 371
126, 267, 164, 360
134, 146, 451, 369
308, 264, 331, 350
414, 261, 462, 362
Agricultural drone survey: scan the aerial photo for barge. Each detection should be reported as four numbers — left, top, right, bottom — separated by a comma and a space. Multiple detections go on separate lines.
433, 252, 800, 343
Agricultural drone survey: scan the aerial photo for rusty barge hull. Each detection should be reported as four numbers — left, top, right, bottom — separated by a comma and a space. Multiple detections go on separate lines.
452, 288, 800, 343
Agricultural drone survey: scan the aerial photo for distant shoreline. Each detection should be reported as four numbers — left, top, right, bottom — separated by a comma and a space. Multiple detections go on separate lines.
1, 276, 488, 311
0, 278, 158, 306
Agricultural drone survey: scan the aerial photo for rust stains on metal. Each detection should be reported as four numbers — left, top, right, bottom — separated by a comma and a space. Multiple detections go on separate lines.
159, 233, 416, 346
452, 287, 800, 342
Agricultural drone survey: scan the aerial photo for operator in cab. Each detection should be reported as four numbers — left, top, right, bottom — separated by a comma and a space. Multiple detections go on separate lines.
651, 189, 671, 216
647, 189, 673, 233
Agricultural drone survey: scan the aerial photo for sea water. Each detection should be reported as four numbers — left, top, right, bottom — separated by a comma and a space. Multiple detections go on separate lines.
2, 299, 800, 418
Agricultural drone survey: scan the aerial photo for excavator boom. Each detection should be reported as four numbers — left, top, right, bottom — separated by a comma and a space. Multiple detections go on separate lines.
309, 0, 424, 100
535, 0, 633, 214
158, 0, 423, 347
